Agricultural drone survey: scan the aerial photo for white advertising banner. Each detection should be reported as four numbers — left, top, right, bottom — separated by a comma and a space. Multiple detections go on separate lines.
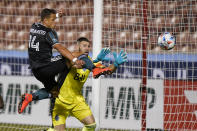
0, 76, 164, 129
0, 76, 82, 127
100, 79, 164, 130
0, 76, 51, 125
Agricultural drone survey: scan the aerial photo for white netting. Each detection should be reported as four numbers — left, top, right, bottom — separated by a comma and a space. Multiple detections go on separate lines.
0, 0, 94, 130
102, 0, 197, 131
0, 0, 197, 131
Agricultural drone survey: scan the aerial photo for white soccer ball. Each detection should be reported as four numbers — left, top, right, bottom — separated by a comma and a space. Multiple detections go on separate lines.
158, 32, 176, 50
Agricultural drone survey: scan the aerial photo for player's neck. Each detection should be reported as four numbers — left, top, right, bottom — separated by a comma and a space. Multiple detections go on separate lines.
41, 21, 50, 28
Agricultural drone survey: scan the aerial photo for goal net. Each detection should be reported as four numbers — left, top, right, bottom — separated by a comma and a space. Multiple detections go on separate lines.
102, 0, 197, 130
0, 0, 197, 131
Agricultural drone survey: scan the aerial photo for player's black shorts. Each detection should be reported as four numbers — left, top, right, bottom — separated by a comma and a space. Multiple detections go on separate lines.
32, 57, 69, 91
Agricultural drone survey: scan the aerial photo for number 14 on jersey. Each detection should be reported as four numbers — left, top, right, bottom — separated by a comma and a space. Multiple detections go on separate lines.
29, 35, 39, 51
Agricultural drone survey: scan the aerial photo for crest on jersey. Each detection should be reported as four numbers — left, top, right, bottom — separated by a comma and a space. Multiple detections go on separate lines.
55, 115, 59, 121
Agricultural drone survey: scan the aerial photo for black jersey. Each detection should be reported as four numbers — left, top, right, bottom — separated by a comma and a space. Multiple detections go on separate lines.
28, 22, 59, 69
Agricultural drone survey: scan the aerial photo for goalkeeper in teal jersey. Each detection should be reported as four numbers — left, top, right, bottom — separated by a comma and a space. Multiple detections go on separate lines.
49, 37, 128, 131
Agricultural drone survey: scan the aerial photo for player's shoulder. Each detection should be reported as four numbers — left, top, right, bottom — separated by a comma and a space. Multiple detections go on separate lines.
50, 29, 58, 36
31, 22, 42, 28
31, 22, 51, 32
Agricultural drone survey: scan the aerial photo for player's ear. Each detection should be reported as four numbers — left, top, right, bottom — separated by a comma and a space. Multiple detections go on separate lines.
43, 18, 47, 24
77, 42, 81, 52
43, 17, 50, 23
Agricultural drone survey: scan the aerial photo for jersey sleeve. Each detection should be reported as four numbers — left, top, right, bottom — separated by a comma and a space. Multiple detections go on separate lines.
46, 30, 59, 46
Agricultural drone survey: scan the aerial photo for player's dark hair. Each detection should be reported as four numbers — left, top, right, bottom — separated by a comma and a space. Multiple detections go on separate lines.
41, 8, 56, 21
77, 37, 90, 43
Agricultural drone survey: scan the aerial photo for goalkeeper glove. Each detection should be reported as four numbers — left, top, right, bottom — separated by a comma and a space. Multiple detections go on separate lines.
113, 50, 128, 68
93, 48, 110, 63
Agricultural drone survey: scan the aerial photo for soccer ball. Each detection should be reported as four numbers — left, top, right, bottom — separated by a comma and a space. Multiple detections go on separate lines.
158, 32, 176, 50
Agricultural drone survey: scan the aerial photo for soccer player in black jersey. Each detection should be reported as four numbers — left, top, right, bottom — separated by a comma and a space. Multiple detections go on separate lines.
18, 8, 112, 114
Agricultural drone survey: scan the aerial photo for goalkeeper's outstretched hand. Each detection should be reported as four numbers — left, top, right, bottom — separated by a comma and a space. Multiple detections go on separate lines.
93, 47, 111, 63
113, 50, 128, 67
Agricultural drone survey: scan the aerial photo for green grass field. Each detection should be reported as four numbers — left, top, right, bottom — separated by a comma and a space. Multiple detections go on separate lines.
0, 123, 134, 131
0, 123, 50, 131
0, 123, 87, 131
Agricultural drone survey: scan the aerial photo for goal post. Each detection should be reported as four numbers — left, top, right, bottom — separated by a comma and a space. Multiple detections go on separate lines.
92, 0, 103, 129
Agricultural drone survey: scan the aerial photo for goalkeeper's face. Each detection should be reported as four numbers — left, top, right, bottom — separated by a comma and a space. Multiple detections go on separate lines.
79, 41, 90, 56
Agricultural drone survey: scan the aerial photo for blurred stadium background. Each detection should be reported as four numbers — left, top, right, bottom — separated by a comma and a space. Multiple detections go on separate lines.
0, 0, 197, 131
0, 0, 197, 52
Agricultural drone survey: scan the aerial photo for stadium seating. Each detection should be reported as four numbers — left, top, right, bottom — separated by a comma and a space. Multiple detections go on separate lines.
17, 30, 29, 43
29, 2, 42, 16
63, 16, 77, 30
126, 15, 142, 30
151, 16, 166, 32
78, 31, 92, 41
176, 31, 190, 45
192, 2, 197, 13
0, 29, 4, 49
68, 2, 81, 15
1, 16, 13, 30
77, 16, 92, 30
13, 16, 27, 30
0, 0, 196, 51
113, 16, 126, 29
103, 1, 117, 14
57, 30, 65, 42
80, 1, 93, 15
18, 2, 30, 15
5, 30, 17, 42
64, 31, 78, 43
103, 16, 114, 30
191, 32, 197, 44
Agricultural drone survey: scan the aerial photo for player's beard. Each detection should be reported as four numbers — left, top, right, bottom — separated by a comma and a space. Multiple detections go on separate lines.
84, 52, 89, 56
